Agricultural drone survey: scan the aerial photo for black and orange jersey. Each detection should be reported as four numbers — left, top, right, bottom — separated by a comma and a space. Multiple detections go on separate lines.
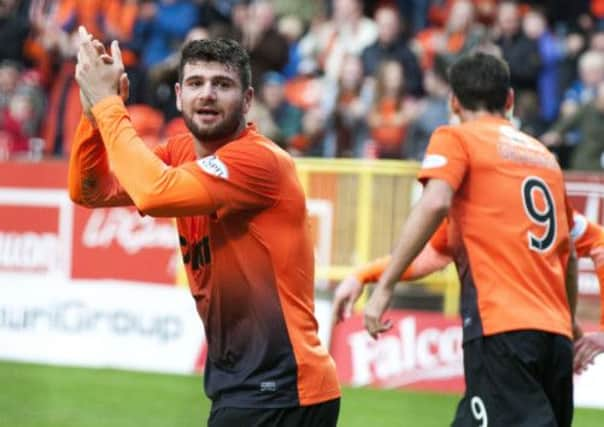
356, 209, 604, 332
418, 116, 573, 341
69, 96, 340, 408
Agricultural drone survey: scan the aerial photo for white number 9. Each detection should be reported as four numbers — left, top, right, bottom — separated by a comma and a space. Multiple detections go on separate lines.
470, 396, 488, 427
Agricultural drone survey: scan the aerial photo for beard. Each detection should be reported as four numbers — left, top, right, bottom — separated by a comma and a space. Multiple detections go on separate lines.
182, 103, 245, 144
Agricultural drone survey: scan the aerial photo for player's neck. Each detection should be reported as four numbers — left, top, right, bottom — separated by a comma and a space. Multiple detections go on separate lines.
194, 120, 247, 157
459, 109, 506, 123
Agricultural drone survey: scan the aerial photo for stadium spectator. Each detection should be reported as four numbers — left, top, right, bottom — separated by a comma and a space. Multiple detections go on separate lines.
40, 29, 82, 156
368, 60, 418, 159
0, 62, 29, 159
404, 55, 450, 160
258, 71, 303, 149
523, 8, 565, 124
494, 1, 542, 93
298, 0, 377, 80
69, 32, 341, 425
0, 0, 31, 66
131, 0, 198, 69
561, 50, 604, 117
271, 0, 325, 27
288, 107, 328, 157
542, 80, 604, 170
323, 54, 372, 157
3, 0, 604, 165
277, 14, 305, 80
241, 0, 289, 90
396, 0, 431, 33
364, 52, 577, 426
246, 93, 281, 143
361, 5, 423, 96
414, 0, 485, 70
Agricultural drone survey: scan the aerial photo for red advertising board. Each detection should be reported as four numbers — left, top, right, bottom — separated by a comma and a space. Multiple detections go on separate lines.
330, 310, 465, 393
0, 161, 178, 284
71, 205, 178, 284
0, 204, 62, 274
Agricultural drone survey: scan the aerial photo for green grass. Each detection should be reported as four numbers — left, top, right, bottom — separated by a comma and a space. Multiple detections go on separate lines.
1, 361, 602, 426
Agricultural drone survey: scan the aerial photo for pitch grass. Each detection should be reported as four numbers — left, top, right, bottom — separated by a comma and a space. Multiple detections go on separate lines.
1, 361, 603, 427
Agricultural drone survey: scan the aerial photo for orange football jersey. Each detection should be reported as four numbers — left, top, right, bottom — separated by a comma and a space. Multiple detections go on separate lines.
418, 116, 573, 340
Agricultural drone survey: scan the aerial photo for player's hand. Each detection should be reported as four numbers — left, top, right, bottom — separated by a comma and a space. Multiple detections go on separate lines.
77, 27, 129, 125
76, 26, 125, 106
363, 285, 393, 340
332, 275, 363, 324
574, 332, 604, 374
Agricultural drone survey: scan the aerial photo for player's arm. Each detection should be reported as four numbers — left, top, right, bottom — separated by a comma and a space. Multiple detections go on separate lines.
566, 246, 579, 336
68, 115, 133, 207
364, 126, 465, 338
563, 195, 581, 339
364, 179, 454, 338
89, 96, 219, 217
68, 40, 135, 208
68, 112, 172, 209
333, 231, 453, 323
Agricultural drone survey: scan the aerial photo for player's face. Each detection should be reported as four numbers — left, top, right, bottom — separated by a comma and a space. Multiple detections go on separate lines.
176, 61, 252, 143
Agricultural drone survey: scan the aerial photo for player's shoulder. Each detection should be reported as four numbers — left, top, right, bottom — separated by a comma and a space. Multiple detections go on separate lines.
162, 132, 196, 165
165, 132, 195, 154
218, 124, 292, 168
428, 124, 467, 146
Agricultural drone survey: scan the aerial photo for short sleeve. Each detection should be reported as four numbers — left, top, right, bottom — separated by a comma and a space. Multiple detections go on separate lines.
417, 126, 469, 191
184, 141, 280, 217
429, 219, 450, 255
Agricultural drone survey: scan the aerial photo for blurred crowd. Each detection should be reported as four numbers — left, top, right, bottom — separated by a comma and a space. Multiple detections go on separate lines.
2, 0, 604, 169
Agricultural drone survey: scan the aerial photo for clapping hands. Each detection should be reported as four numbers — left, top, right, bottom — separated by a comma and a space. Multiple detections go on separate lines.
75, 26, 130, 124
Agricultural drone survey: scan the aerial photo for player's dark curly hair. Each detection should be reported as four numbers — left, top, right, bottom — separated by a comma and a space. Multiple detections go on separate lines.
178, 38, 251, 90
448, 52, 511, 113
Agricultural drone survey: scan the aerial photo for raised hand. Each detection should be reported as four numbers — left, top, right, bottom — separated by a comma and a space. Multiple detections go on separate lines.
75, 26, 126, 109
76, 27, 130, 126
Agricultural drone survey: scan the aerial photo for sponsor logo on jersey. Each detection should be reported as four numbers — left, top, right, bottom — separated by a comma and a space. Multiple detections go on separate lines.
197, 155, 229, 179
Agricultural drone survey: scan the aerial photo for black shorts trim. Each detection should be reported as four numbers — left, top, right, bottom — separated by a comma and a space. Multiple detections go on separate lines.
208, 398, 340, 427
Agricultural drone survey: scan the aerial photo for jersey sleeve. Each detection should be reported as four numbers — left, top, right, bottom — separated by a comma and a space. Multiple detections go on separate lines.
417, 126, 469, 190
354, 220, 452, 285
571, 211, 590, 257
182, 141, 281, 218
68, 114, 133, 207
90, 96, 217, 217
354, 256, 392, 284
69, 111, 174, 208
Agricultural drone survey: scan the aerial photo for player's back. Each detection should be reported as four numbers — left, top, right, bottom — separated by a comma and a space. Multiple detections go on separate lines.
434, 116, 572, 341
